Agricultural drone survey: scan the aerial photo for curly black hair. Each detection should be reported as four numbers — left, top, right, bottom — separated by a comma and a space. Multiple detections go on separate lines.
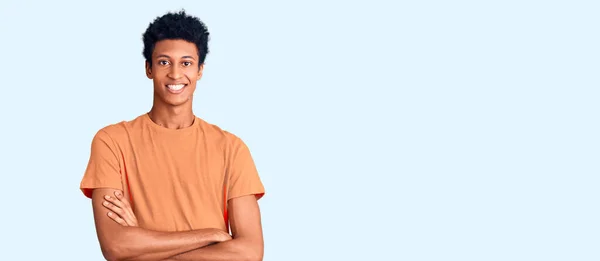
142, 10, 210, 67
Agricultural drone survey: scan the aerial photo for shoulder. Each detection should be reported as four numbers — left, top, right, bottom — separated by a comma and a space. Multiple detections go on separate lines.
92, 114, 144, 144
198, 118, 248, 154
196, 117, 247, 148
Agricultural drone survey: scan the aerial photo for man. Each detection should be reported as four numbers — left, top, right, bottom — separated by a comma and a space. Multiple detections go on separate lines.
79, 10, 266, 261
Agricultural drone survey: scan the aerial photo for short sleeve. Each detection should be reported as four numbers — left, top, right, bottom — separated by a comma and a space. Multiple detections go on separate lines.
79, 129, 123, 198
227, 137, 265, 201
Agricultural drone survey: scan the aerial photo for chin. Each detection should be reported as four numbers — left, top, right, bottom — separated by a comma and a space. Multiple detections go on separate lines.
164, 100, 188, 107
165, 98, 191, 107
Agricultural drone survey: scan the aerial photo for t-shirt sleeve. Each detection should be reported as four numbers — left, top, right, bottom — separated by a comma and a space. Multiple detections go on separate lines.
227, 137, 265, 201
80, 129, 123, 198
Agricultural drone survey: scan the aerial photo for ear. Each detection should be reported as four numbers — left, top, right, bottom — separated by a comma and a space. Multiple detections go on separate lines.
145, 61, 153, 79
197, 64, 205, 81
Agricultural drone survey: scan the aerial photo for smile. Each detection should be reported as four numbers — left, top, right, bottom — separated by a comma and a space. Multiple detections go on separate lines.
166, 84, 187, 94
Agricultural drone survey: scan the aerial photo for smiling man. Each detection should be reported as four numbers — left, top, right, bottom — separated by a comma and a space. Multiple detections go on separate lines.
79, 10, 265, 261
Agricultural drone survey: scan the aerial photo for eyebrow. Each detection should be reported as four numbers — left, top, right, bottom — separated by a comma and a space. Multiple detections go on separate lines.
156, 54, 196, 60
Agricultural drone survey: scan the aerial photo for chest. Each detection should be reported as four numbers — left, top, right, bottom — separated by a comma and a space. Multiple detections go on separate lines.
125, 134, 226, 186
118, 134, 229, 231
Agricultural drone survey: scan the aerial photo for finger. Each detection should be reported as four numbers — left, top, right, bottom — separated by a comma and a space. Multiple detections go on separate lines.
114, 191, 131, 207
114, 190, 124, 200
110, 192, 135, 221
104, 200, 138, 226
107, 193, 134, 219
106, 193, 138, 227
103, 200, 126, 217
107, 212, 128, 226
105, 195, 126, 209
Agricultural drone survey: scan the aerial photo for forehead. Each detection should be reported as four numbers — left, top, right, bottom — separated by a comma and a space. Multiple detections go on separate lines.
152, 39, 198, 58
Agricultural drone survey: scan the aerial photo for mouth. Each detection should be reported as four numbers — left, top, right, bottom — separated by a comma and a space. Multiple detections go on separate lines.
166, 84, 187, 94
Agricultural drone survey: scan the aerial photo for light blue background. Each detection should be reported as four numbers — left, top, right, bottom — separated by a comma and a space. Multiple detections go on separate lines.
0, 0, 598, 260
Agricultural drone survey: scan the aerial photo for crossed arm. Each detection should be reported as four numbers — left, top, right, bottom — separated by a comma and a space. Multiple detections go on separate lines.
92, 188, 263, 261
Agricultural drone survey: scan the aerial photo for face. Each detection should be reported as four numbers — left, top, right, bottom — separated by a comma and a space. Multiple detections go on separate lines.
145, 39, 204, 107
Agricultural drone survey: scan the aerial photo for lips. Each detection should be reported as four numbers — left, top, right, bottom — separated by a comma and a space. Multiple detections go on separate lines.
166, 84, 187, 94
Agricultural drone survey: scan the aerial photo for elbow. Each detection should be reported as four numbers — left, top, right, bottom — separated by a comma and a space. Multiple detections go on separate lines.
248, 253, 263, 261
228, 238, 263, 261
249, 249, 263, 261
103, 246, 139, 261
99, 235, 133, 261
249, 254, 263, 261
101, 245, 119, 261
244, 242, 264, 261
239, 253, 261, 261
98, 226, 143, 261
101, 244, 127, 261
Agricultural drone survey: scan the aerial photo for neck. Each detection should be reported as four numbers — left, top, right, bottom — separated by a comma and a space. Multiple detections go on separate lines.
148, 101, 195, 130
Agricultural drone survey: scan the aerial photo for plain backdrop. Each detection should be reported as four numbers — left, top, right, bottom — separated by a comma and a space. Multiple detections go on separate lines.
0, 0, 598, 260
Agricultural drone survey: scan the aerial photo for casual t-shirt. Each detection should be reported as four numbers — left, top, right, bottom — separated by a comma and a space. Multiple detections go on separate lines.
79, 113, 265, 232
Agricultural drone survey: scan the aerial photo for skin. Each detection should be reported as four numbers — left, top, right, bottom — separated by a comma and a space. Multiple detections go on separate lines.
146, 39, 203, 130
91, 39, 264, 261
103, 191, 139, 227
104, 192, 264, 261
92, 188, 231, 261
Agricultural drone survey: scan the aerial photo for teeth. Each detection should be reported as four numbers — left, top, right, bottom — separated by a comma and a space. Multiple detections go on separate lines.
167, 84, 185, 90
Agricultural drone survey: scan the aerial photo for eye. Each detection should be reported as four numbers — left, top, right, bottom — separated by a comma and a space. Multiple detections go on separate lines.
182, 61, 193, 67
159, 60, 170, 66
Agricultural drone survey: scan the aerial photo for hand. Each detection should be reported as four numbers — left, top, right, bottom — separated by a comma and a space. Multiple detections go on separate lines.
103, 190, 139, 227
212, 229, 232, 243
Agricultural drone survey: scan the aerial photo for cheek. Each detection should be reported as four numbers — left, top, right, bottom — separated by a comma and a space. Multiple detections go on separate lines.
151, 70, 168, 82
185, 71, 200, 81
152, 78, 166, 91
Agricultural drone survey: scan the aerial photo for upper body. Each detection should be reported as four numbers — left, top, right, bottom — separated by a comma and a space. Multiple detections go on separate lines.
80, 113, 265, 232
78, 10, 266, 261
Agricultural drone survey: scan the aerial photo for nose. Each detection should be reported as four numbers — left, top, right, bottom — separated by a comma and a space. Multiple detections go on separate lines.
167, 65, 183, 79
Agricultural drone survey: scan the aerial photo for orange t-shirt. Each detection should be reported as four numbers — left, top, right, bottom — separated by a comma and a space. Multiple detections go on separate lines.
79, 113, 265, 232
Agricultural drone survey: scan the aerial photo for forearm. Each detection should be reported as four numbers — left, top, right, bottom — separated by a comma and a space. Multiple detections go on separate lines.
169, 237, 262, 261
101, 226, 220, 261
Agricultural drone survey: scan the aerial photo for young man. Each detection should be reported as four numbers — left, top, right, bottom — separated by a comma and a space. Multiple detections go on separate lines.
79, 10, 265, 261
